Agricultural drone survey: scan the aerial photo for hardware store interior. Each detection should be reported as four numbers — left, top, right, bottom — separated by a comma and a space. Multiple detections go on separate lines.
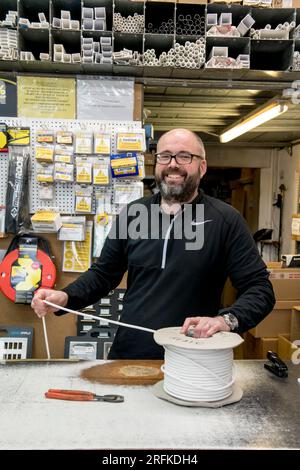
1, 0, 300, 452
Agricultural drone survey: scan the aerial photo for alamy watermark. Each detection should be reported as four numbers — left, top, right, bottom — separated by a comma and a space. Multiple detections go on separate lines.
108, 203, 210, 251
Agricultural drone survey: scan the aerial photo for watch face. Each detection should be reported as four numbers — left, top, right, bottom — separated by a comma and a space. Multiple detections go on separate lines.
225, 313, 238, 330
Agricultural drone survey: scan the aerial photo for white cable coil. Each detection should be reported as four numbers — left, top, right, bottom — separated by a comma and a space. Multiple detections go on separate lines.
162, 345, 235, 402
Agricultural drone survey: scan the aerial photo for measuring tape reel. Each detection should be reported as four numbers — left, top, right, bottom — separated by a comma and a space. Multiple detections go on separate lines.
0, 233, 56, 303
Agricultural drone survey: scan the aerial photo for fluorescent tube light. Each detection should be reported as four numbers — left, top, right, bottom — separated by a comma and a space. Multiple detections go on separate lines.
220, 100, 288, 143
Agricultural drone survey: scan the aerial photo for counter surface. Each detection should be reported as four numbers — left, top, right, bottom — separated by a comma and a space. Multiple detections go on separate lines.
1, 360, 299, 450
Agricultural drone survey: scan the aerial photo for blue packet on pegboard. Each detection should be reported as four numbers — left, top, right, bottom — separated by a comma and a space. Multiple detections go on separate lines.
110, 152, 138, 178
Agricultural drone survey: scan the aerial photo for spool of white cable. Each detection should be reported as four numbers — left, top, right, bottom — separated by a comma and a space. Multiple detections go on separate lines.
154, 327, 244, 404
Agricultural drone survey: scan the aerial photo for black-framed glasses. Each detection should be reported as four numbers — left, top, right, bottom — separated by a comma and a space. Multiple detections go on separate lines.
155, 152, 204, 165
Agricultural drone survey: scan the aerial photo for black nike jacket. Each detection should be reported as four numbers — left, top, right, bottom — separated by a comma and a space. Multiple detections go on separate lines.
60, 191, 275, 359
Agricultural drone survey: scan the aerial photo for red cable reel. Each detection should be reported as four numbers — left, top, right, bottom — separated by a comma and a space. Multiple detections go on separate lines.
0, 234, 56, 303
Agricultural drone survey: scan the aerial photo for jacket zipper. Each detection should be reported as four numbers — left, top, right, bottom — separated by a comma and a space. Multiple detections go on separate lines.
161, 210, 183, 269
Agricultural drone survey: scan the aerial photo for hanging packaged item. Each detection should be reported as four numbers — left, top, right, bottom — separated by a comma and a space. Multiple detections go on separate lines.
0, 233, 56, 303
36, 130, 54, 144
56, 131, 73, 145
35, 144, 54, 163
31, 210, 62, 232
76, 158, 92, 184
94, 132, 111, 154
58, 216, 86, 242
75, 185, 93, 213
38, 184, 54, 201
137, 154, 145, 179
7, 127, 30, 146
113, 181, 144, 209
0, 123, 8, 152
93, 191, 113, 257
54, 162, 74, 182
110, 152, 138, 178
62, 221, 93, 272
116, 130, 146, 152
74, 131, 93, 154
54, 145, 73, 164
93, 157, 110, 185
5, 135, 30, 233
0, 205, 5, 234
36, 163, 54, 183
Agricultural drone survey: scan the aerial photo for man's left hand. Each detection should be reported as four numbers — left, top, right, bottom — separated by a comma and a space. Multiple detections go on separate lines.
180, 316, 230, 338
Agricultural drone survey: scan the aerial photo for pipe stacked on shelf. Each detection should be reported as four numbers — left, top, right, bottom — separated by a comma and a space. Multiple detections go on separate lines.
144, 39, 205, 68
114, 12, 144, 33
113, 48, 143, 66
146, 19, 174, 34
0, 10, 18, 28
292, 51, 300, 70
250, 21, 295, 40
176, 13, 205, 36
0, 29, 18, 60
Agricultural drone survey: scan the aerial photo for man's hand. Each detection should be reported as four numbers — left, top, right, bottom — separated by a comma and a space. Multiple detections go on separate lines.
180, 316, 230, 338
31, 289, 68, 318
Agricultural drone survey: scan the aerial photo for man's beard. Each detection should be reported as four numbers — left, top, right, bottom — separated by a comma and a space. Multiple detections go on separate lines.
155, 168, 200, 203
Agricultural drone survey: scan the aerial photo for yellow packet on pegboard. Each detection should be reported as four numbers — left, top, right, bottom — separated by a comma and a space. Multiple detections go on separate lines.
36, 145, 54, 163
62, 221, 92, 272
116, 131, 145, 152
8, 127, 30, 146
94, 133, 111, 154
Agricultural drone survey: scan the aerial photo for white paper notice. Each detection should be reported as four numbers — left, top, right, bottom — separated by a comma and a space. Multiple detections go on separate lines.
77, 78, 134, 120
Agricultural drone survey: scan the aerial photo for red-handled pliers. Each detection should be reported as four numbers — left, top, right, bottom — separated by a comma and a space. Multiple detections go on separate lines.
45, 389, 124, 402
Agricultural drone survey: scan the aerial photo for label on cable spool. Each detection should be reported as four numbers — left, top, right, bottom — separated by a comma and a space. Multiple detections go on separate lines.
154, 327, 244, 350
153, 327, 244, 407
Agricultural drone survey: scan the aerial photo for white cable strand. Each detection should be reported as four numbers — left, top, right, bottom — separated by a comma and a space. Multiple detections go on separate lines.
162, 345, 235, 402
41, 316, 51, 359
43, 300, 156, 334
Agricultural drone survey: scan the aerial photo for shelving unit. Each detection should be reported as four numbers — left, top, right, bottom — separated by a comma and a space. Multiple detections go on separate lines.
207, 3, 252, 29
19, 0, 49, 24
0, 1, 300, 73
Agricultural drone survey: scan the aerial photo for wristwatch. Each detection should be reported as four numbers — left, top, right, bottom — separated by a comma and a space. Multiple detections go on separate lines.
222, 313, 239, 331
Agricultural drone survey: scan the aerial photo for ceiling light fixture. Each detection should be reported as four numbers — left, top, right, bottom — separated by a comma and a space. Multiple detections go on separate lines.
219, 100, 289, 143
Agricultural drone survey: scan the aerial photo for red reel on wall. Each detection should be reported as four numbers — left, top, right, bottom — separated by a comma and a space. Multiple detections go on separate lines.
0, 234, 56, 303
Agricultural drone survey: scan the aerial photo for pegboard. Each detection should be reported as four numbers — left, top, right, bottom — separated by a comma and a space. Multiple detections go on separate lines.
0, 153, 8, 206
0, 117, 143, 214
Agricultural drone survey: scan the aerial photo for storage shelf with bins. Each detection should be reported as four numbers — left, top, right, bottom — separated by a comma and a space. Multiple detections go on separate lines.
0, 1, 300, 74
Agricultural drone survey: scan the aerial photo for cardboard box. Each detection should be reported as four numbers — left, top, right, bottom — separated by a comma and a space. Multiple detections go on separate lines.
249, 300, 297, 338
291, 214, 300, 237
278, 334, 299, 361
144, 153, 155, 165
266, 261, 282, 269
268, 267, 300, 300
145, 165, 155, 177
134, 84, 143, 122
221, 277, 237, 308
290, 306, 300, 343
273, 0, 293, 7
244, 332, 278, 359
233, 339, 244, 359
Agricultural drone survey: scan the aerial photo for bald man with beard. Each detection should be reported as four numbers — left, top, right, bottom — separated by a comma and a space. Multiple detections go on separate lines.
32, 128, 275, 359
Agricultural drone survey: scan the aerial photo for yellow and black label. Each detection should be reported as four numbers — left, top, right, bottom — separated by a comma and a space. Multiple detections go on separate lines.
8, 127, 30, 146
0, 123, 8, 152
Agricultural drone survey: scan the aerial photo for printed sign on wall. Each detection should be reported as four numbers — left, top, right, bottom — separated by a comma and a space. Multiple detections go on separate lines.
77, 78, 134, 121
18, 76, 76, 119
